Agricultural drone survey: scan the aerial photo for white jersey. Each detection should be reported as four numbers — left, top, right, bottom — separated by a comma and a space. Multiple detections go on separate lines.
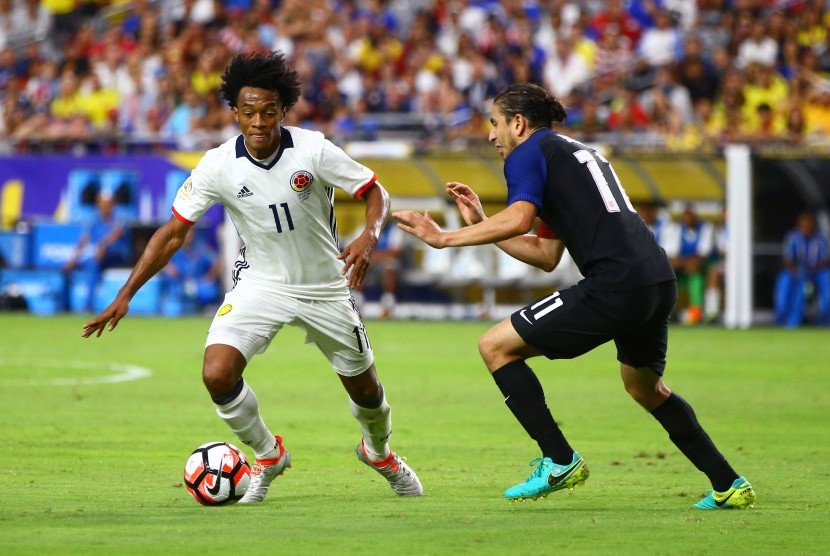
172, 127, 377, 300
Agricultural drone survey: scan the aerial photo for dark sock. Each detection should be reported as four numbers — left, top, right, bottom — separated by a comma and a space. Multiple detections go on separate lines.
211, 378, 245, 405
492, 360, 574, 463
651, 392, 739, 491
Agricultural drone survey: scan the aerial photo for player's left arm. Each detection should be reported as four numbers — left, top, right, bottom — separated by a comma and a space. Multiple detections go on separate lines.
496, 233, 566, 272
339, 182, 390, 288
393, 200, 537, 248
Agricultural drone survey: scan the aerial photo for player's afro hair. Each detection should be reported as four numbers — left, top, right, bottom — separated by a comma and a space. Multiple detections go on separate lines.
493, 83, 567, 129
220, 51, 302, 110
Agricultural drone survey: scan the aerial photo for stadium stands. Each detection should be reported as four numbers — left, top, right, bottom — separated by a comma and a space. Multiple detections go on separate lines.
0, 1, 829, 153
1, 1, 829, 320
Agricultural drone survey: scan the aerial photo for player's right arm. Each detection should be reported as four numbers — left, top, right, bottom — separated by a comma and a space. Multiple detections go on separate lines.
447, 181, 565, 272
82, 216, 191, 338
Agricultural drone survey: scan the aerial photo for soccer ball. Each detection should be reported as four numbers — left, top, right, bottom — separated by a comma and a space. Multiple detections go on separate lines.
183, 441, 251, 505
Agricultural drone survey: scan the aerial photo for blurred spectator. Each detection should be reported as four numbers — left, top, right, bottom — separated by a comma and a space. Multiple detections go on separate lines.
0, 0, 13, 51
565, 92, 605, 141
678, 45, 721, 103
640, 65, 694, 125
637, 200, 672, 250
191, 90, 237, 148
637, 9, 683, 68
47, 69, 91, 143
803, 84, 830, 138
78, 72, 120, 133
794, 5, 826, 54
784, 106, 807, 145
1, 76, 23, 137
663, 204, 715, 325
190, 48, 224, 96
741, 62, 789, 132
350, 220, 405, 319
778, 38, 802, 82
818, 28, 830, 74
4, 0, 53, 52
0, 44, 15, 91
543, 36, 591, 98
748, 102, 787, 144
593, 28, 635, 82
669, 97, 717, 151
116, 53, 157, 136
63, 191, 132, 312
161, 86, 206, 149
696, 0, 732, 60
774, 212, 830, 327
161, 226, 222, 312
663, 0, 698, 33
589, 0, 641, 46
445, 106, 491, 149
606, 86, 650, 133
459, 50, 499, 113
735, 18, 777, 69
41, 0, 82, 48
709, 68, 746, 139
705, 207, 727, 324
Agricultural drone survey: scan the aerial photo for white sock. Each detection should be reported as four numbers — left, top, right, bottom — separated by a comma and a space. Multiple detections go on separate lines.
705, 288, 721, 319
350, 391, 392, 462
380, 292, 395, 311
214, 381, 278, 459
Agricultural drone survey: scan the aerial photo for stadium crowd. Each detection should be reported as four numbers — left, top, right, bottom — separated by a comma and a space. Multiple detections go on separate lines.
1, 0, 830, 153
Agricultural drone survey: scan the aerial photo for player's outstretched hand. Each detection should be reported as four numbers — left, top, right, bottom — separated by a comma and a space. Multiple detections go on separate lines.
447, 182, 486, 226
392, 210, 445, 248
338, 231, 375, 289
81, 297, 130, 338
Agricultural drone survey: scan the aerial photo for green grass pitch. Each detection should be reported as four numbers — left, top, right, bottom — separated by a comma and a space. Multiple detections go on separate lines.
1, 314, 829, 555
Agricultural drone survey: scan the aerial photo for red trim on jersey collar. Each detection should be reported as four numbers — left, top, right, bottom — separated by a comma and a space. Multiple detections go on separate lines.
172, 206, 195, 225
353, 173, 378, 198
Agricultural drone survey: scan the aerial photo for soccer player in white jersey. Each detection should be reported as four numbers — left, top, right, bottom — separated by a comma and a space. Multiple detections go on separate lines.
81, 51, 423, 501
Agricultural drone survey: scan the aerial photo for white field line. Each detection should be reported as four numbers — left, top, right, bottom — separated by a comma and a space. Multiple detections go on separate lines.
0, 360, 152, 385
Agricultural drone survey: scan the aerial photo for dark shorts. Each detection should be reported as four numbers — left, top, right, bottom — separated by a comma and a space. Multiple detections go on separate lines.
510, 280, 677, 375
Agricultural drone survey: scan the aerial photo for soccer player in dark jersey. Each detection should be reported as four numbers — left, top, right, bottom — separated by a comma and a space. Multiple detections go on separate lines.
393, 83, 755, 509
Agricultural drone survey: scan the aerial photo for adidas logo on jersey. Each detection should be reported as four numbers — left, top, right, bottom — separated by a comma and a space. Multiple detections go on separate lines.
237, 186, 253, 198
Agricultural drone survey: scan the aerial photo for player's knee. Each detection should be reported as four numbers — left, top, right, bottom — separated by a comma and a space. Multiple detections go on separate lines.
478, 332, 509, 372
342, 365, 384, 407
202, 362, 237, 398
622, 374, 670, 410
477, 333, 496, 362
350, 384, 383, 408
623, 380, 648, 404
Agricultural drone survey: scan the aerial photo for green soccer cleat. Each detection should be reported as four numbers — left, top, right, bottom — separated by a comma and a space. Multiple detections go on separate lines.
694, 476, 756, 509
504, 453, 589, 501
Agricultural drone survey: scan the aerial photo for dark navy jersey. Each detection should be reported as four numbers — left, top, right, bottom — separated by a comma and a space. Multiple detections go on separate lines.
504, 129, 675, 290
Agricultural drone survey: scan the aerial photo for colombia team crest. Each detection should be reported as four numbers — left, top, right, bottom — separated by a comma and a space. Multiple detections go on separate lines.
290, 170, 313, 201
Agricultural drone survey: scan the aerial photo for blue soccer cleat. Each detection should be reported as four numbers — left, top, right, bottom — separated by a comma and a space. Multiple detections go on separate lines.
694, 476, 756, 509
504, 452, 589, 501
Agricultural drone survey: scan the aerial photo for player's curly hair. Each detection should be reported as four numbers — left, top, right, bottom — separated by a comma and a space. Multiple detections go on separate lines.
493, 83, 567, 128
220, 51, 302, 110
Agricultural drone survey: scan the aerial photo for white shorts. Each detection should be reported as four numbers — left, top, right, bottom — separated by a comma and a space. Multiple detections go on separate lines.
205, 283, 373, 377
